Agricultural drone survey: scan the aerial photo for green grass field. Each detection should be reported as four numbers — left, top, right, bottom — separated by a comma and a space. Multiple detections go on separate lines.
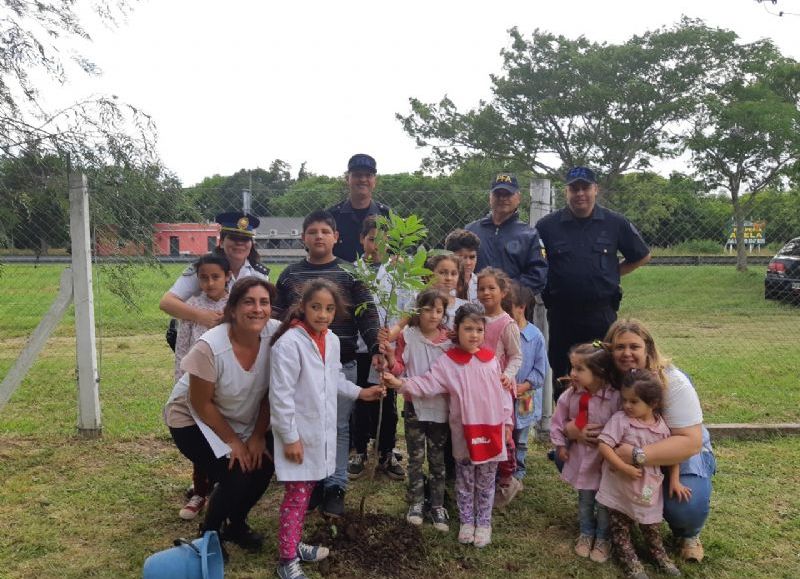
1, 263, 799, 578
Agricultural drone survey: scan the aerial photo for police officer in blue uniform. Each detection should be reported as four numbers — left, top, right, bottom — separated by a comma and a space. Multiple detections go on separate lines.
465, 172, 548, 295
536, 167, 650, 399
327, 154, 390, 262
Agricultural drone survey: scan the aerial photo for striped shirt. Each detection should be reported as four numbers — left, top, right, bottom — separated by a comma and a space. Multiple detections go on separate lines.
272, 258, 380, 363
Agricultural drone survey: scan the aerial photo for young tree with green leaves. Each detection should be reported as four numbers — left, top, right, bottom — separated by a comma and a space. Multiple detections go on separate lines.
340, 212, 434, 497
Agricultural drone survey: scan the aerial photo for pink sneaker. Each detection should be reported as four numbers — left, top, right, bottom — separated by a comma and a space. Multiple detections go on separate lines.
179, 494, 206, 520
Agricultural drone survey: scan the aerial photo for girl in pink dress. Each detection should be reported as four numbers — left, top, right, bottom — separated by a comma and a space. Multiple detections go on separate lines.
550, 342, 620, 563
383, 304, 512, 549
597, 370, 688, 579
475, 267, 522, 507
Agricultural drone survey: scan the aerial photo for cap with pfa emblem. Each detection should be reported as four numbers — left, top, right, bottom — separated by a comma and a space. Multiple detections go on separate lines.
490, 173, 519, 194
215, 212, 260, 239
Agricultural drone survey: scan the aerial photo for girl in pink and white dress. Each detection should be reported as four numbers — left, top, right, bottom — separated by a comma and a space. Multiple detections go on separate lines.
597, 370, 688, 579
383, 304, 512, 549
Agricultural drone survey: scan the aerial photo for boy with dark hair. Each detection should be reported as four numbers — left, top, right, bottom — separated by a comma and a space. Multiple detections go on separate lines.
273, 210, 384, 518
444, 228, 481, 303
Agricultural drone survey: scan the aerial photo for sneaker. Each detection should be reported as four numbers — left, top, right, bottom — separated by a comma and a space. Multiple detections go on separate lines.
574, 534, 593, 558
406, 503, 424, 526
493, 476, 523, 510
429, 506, 450, 532
306, 483, 324, 512
276, 558, 307, 579
220, 522, 264, 551
680, 536, 704, 563
348, 453, 367, 479
458, 523, 475, 544
589, 538, 611, 563
321, 486, 346, 518
378, 453, 405, 480
179, 494, 206, 521
296, 542, 329, 562
474, 526, 492, 548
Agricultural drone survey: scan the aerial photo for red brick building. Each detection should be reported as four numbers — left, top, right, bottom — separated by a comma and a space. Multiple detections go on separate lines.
153, 223, 220, 256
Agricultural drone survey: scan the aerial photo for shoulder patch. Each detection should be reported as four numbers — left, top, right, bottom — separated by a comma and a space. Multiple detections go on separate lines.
253, 262, 270, 276
181, 265, 196, 277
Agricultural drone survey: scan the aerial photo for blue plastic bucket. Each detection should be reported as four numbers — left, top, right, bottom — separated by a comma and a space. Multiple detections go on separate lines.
142, 530, 224, 579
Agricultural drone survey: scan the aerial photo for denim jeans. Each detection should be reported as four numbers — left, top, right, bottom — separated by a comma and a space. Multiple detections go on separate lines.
323, 360, 357, 491
663, 472, 713, 539
577, 489, 609, 540
512, 426, 530, 479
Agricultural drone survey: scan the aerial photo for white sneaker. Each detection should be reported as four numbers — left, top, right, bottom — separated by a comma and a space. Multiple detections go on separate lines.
474, 526, 492, 548
458, 523, 475, 544
179, 494, 206, 520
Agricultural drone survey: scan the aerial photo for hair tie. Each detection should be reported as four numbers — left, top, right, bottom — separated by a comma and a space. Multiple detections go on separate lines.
592, 339, 603, 349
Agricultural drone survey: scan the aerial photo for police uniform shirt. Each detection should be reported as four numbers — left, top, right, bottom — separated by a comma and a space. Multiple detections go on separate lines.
536, 204, 649, 306
327, 199, 390, 263
168, 261, 269, 301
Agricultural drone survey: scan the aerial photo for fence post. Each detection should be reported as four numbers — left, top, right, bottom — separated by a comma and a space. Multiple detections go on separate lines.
529, 179, 553, 441
69, 172, 102, 437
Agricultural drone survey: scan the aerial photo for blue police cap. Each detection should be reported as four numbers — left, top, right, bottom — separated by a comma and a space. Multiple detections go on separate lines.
490, 173, 519, 194
347, 154, 377, 174
566, 166, 597, 185
215, 212, 259, 238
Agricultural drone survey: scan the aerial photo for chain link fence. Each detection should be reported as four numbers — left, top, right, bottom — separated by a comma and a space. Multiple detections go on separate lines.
1, 173, 799, 433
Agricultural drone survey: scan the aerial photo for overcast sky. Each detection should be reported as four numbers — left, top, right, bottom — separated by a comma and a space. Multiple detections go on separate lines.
69, 0, 800, 185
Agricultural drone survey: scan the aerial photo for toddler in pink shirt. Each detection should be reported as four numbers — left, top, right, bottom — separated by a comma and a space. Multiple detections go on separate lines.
550, 342, 619, 563
597, 370, 688, 579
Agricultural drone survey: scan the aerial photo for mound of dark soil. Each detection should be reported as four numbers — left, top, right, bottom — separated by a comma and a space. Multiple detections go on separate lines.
308, 512, 427, 578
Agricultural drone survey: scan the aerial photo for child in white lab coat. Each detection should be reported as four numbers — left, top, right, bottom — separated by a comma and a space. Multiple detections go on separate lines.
269, 278, 385, 579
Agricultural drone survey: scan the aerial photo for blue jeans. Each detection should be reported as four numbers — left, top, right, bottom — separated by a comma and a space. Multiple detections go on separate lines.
663, 473, 713, 539
512, 426, 530, 479
578, 489, 609, 540
323, 360, 357, 491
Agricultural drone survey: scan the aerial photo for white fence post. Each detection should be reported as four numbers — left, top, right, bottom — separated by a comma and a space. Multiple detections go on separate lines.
529, 179, 553, 440
69, 172, 102, 437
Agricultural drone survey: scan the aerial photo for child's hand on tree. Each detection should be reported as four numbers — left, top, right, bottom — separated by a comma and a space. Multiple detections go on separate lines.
670, 480, 693, 502
556, 446, 569, 463
284, 440, 304, 464
381, 371, 403, 389
380, 340, 396, 369
359, 385, 386, 401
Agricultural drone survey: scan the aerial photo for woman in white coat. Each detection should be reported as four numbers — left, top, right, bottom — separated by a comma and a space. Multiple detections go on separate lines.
269, 279, 385, 579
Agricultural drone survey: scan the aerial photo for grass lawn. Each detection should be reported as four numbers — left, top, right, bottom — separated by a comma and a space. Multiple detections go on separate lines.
1, 263, 799, 577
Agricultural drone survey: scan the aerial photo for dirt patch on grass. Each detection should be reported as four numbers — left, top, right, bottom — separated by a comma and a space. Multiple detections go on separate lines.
307, 512, 428, 578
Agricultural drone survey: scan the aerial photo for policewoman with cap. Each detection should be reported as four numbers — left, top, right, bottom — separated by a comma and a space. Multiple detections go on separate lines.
535, 167, 650, 399
159, 212, 270, 328
327, 154, 390, 263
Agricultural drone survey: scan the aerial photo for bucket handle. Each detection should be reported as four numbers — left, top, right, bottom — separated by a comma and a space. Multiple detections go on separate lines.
173, 538, 201, 556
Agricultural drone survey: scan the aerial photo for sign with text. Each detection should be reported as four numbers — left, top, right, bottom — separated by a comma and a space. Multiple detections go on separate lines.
726, 220, 766, 247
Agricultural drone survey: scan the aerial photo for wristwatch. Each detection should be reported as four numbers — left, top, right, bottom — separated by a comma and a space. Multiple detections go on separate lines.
632, 446, 647, 467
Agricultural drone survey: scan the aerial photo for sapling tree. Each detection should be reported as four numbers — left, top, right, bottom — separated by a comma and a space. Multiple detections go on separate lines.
340, 212, 438, 512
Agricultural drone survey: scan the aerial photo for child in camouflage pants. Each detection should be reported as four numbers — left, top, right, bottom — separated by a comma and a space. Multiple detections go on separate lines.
385, 290, 453, 532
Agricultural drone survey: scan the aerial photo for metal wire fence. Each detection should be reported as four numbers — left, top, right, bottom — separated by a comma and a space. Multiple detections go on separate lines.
1, 176, 799, 432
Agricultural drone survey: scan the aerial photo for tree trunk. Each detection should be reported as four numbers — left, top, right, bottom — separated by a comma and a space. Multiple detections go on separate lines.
731, 189, 748, 272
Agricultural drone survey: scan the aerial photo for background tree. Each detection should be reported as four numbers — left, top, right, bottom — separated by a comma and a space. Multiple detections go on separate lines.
686, 42, 800, 270
397, 18, 731, 194
0, 0, 158, 169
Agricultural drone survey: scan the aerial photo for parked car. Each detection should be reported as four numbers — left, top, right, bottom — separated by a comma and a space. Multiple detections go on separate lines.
765, 237, 800, 303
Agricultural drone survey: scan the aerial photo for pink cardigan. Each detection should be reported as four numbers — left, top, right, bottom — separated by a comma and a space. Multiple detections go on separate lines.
401, 346, 513, 464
